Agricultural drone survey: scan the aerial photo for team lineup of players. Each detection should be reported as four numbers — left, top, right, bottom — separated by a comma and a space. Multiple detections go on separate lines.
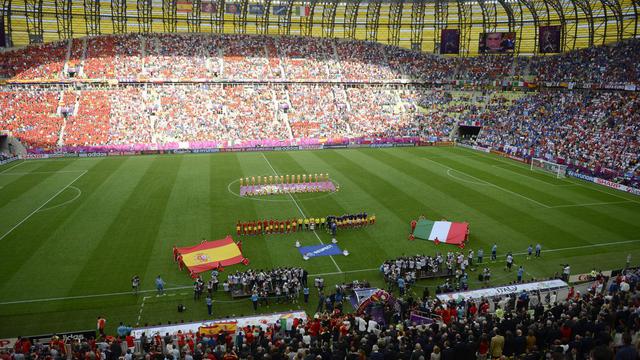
236, 213, 375, 236
240, 173, 330, 186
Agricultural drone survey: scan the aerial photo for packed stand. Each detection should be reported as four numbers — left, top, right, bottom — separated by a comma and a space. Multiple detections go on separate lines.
334, 40, 399, 82
0, 41, 67, 80
0, 89, 62, 150
527, 40, 640, 84
476, 91, 640, 187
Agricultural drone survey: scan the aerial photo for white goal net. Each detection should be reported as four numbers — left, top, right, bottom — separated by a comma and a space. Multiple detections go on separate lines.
531, 158, 568, 178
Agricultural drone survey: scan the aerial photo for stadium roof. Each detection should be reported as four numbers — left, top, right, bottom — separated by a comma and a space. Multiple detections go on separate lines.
1, 0, 638, 54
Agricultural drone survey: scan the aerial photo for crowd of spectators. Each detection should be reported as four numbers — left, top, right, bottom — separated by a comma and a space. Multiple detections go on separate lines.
475, 91, 640, 187
4, 266, 639, 360
1, 35, 639, 186
526, 40, 640, 84
2, 35, 639, 84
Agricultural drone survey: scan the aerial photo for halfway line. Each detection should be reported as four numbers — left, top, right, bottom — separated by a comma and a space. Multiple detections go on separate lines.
260, 152, 343, 273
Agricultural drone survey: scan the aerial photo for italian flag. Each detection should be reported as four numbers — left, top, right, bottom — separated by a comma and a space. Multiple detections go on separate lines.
414, 219, 468, 245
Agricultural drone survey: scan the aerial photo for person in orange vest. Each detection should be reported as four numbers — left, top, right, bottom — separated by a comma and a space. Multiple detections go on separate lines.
173, 245, 179, 262
236, 222, 241, 236
410, 219, 417, 234
97, 316, 106, 337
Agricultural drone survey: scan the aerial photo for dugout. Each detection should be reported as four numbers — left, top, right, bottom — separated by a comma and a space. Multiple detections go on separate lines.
456, 123, 483, 141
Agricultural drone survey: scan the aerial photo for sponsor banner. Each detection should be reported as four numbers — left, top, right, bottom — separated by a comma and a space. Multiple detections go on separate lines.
298, 244, 343, 258
457, 143, 490, 153
300, 144, 323, 150
324, 144, 348, 149
192, 148, 220, 154
122, 151, 138, 156
433, 141, 454, 147
394, 143, 416, 148
567, 170, 595, 182
568, 171, 640, 196
48, 153, 78, 158
0, 338, 17, 350
418, 141, 434, 147
107, 152, 123, 157
132, 311, 306, 338
594, 178, 640, 196
347, 143, 368, 148
437, 279, 568, 302
86, 152, 107, 157
141, 150, 160, 155
24, 154, 49, 159
273, 146, 300, 151
172, 149, 192, 154
28, 330, 96, 344
369, 143, 393, 148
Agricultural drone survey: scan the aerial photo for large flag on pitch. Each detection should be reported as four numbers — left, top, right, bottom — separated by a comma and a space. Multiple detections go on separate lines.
177, 236, 243, 274
414, 219, 468, 245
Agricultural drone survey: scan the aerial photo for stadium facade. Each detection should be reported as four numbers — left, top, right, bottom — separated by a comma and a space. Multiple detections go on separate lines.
1, 0, 638, 54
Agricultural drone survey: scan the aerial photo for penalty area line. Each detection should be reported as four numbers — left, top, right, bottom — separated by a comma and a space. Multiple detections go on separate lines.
425, 157, 552, 208
0, 170, 88, 242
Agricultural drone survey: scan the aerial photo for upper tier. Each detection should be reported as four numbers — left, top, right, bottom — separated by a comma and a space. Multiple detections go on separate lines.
1, 34, 639, 84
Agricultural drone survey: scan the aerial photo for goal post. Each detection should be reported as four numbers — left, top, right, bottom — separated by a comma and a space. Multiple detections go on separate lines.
531, 158, 568, 179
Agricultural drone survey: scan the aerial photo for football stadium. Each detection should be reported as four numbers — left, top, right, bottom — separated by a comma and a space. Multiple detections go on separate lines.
0, 0, 639, 358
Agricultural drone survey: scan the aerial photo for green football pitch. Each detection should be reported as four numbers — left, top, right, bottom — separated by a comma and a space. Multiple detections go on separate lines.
0, 146, 639, 337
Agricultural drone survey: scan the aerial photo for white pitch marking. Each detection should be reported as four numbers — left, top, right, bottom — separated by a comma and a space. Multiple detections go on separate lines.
426, 157, 552, 208
260, 152, 342, 273
458, 147, 640, 202
0, 170, 88, 242
0, 170, 88, 176
490, 164, 575, 187
2, 239, 640, 306
548, 200, 633, 208
36, 186, 83, 212
446, 169, 490, 186
0, 161, 26, 174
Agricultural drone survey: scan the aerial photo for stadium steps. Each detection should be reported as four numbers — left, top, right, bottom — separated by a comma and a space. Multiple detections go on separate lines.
63, 38, 73, 75
140, 36, 147, 74
330, 41, 343, 80
56, 90, 67, 147
79, 38, 88, 78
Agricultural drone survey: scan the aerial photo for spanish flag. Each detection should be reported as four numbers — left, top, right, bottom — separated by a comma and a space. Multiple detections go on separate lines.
199, 322, 238, 335
177, 236, 244, 274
